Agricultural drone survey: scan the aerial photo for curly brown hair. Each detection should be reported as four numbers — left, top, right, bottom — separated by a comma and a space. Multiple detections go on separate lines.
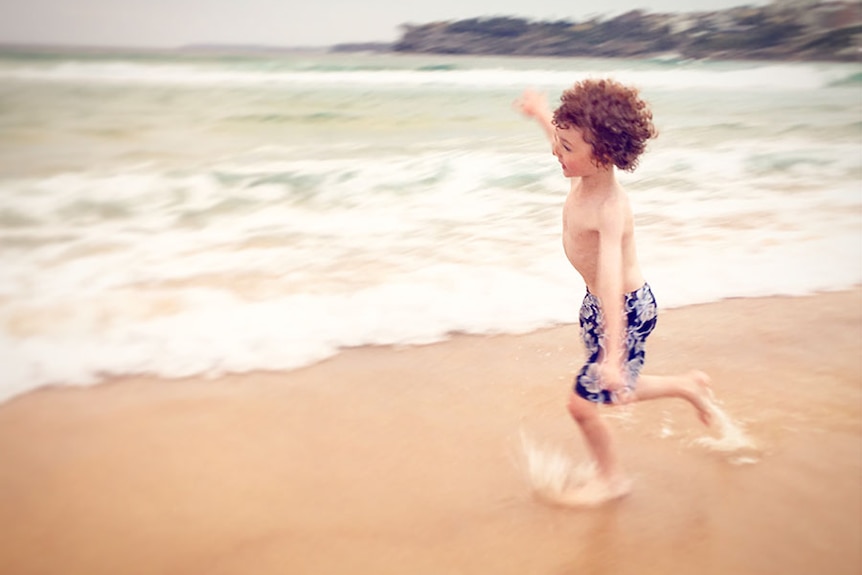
552, 78, 657, 172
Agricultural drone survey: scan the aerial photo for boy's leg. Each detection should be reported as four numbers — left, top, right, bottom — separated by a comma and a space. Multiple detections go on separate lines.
566, 391, 623, 482
629, 371, 714, 425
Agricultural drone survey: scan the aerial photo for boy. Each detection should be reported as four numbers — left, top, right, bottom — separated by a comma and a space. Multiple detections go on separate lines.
516, 79, 714, 505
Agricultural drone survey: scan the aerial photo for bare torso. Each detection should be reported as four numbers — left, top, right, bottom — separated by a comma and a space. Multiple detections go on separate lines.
562, 181, 645, 294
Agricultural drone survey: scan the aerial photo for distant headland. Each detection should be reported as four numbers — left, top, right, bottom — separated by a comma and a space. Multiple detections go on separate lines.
335, 1, 862, 62
2, 1, 859, 63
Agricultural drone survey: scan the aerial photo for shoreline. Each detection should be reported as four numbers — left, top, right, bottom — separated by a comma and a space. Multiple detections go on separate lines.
3, 286, 860, 407
0, 288, 859, 575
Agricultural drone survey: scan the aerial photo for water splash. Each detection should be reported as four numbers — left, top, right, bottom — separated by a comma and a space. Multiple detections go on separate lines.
658, 410, 675, 438
692, 400, 760, 465
519, 431, 631, 507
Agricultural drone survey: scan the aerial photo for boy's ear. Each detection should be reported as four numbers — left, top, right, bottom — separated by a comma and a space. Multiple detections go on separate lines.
591, 153, 612, 170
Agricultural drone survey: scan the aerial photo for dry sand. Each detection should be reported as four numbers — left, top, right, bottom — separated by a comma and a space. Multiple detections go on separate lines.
0, 289, 860, 575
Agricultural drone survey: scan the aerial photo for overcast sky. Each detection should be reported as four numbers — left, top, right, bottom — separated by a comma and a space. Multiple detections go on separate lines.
0, 0, 773, 48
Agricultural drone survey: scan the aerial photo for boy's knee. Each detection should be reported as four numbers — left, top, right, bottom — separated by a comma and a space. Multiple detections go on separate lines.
567, 391, 598, 423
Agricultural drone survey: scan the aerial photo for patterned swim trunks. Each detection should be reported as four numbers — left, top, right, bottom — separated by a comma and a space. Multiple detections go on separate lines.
574, 283, 658, 404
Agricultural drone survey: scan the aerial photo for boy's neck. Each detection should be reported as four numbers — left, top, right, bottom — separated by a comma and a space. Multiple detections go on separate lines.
575, 164, 618, 195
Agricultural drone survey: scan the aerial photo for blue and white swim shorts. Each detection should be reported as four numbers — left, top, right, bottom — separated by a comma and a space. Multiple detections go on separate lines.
574, 283, 658, 404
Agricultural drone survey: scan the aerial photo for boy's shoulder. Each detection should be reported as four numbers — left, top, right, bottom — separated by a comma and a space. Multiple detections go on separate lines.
582, 182, 629, 210
596, 186, 634, 232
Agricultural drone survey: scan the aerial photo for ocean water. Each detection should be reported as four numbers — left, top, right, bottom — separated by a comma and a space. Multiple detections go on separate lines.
0, 50, 860, 401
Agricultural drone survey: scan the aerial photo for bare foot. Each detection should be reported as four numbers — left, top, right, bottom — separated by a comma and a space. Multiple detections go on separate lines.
556, 475, 632, 508
685, 370, 715, 427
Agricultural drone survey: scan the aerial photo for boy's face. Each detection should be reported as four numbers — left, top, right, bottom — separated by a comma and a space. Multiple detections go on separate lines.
553, 126, 601, 178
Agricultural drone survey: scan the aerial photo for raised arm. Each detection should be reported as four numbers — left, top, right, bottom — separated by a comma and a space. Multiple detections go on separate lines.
514, 89, 556, 144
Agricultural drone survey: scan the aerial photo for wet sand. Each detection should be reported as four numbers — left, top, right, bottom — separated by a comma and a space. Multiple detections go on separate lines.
0, 289, 859, 575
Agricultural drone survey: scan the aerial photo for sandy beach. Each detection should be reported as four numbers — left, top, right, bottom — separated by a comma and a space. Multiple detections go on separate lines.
0, 289, 859, 575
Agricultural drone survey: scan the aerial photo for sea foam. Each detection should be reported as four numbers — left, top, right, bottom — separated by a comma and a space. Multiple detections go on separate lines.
1, 58, 857, 93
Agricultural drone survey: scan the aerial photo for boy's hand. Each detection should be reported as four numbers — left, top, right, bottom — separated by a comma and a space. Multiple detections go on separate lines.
600, 362, 635, 404
514, 89, 555, 143
513, 89, 549, 119
599, 361, 625, 392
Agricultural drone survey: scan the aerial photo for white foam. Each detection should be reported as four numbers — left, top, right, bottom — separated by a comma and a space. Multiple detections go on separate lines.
1, 59, 855, 93
0, 263, 583, 402
1, 141, 860, 401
